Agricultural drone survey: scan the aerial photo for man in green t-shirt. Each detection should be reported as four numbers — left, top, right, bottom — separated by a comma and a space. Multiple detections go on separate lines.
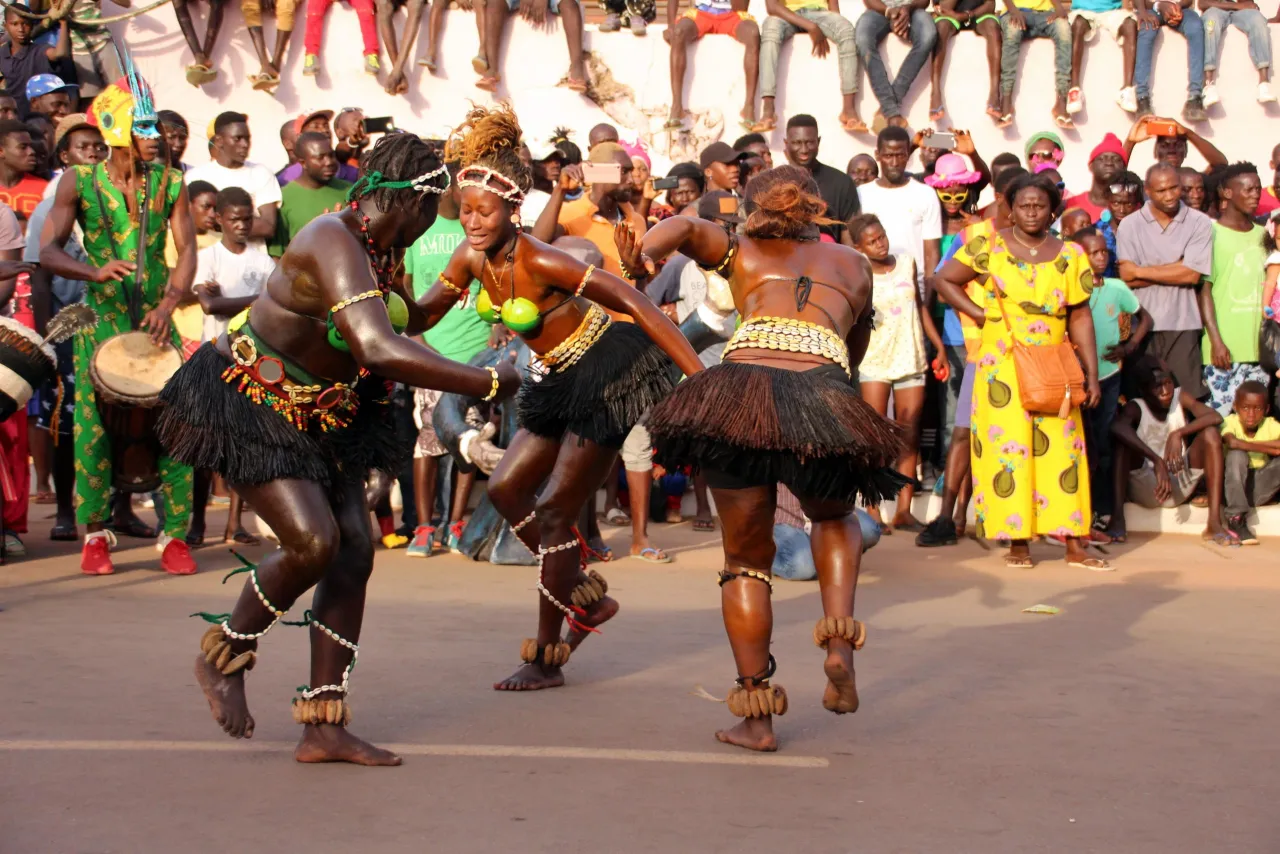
270, 132, 351, 257
403, 164, 493, 557
1200, 162, 1269, 415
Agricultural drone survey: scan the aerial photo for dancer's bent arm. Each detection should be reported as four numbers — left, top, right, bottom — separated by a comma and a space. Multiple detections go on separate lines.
633, 215, 731, 270
527, 245, 705, 378
408, 242, 479, 335
326, 237, 520, 400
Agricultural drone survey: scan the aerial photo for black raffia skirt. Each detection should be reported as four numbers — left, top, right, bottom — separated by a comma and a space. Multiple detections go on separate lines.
157, 343, 405, 490
518, 321, 678, 449
648, 360, 912, 506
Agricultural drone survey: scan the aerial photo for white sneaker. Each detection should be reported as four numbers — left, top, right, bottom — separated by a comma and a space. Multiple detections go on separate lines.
1259, 82, 1277, 103
1203, 82, 1221, 107
1116, 86, 1138, 113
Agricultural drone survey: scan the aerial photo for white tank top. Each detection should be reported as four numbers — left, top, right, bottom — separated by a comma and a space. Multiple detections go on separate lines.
1134, 388, 1188, 469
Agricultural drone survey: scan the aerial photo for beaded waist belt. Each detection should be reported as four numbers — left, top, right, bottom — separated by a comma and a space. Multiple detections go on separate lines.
537, 303, 613, 372
723, 316, 851, 377
224, 324, 365, 432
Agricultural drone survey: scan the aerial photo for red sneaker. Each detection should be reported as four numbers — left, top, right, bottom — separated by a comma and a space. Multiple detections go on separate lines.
160, 537, 198, 575
81, 534, 115, 575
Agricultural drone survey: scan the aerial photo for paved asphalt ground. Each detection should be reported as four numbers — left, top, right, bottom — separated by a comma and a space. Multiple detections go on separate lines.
1, 513, 1277, 853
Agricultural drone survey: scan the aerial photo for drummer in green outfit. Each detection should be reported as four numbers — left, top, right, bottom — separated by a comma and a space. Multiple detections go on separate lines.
37, 70, 199, 577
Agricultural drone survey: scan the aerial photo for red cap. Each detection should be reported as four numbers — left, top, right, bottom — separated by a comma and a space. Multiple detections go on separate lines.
293, 109, 334, 137
1089, 132, 1128, 165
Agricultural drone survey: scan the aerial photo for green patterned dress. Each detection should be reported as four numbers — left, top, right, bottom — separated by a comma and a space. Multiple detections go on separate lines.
72, 162, 192, 536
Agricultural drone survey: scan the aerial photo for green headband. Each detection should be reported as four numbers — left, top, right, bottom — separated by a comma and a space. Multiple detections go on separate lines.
346, 166, 451, 203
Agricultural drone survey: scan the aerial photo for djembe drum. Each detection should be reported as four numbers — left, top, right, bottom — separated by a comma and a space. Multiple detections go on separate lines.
0, 316, 56, 422
90, 331, 183, 492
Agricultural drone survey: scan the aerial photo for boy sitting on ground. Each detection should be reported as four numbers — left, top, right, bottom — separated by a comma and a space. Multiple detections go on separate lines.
1108, 355, 1229, 545
1221, 381, 1280, 545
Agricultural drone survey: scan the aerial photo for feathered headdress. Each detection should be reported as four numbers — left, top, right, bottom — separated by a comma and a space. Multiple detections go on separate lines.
87, 39, 158, 147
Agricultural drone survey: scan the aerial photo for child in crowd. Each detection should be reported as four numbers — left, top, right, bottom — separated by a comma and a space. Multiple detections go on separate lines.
167, 180, 219, 359
1221, 381, 1280, 545
1097, 170, 1142, 278
1059, 207, 1093, 239
850, 213, 947, 533
1108, 356, 1230, 545
188, 187, 276, 546
1074, 227, 1152, 529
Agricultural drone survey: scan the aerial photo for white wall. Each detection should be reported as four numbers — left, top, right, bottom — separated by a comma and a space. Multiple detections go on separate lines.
120, 0, 1280, 190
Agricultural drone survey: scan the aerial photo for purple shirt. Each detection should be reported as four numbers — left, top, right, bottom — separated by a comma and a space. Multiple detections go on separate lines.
1115, 201, 1213, 332
276, 162, 360, 187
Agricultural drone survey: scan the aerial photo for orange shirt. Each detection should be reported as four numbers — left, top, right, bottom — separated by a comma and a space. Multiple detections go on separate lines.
558, 196, 646, 321
0, 174, 49, 229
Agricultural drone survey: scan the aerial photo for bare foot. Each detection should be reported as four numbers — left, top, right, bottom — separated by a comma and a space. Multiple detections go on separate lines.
564, 595, 620, 651
494, 662, 565, 691
715, 717, 777, 752
194, 653, 254, 739
294, 724, 402, 766
821, 640, 859, 714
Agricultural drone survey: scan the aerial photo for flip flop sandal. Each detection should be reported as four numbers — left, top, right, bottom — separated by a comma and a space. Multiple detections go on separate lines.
929, 105, 946, 122
986, 104, 1003, 120
185, 64, 212, 86
751, 117, 778, 133
1004, 554, 1033, 569
1204, 531, 1240, 548
840, 116, 868, 133
587, 541, 613, 563
419, 58, 438, 70
471, 55, 489, 74
565, 77, 589, 93
225, 529, 260, 546
475, 75, 501, 92
1054, 113, 1075, 129
692, 518, 717, 532
251, 72, 280, 92
738, 117, 758, 132
662, 117, 685, 130
1190, 494, 1209, 508
996, 113, 1014, 129
34, 491, 55, 505
604, 508, 630, 527
49, 523, 78, 542
1068, 557, 1114, 571
631, 547, 672, 564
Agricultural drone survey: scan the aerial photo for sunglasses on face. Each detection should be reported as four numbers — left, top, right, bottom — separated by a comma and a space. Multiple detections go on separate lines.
936, 189, 969, 204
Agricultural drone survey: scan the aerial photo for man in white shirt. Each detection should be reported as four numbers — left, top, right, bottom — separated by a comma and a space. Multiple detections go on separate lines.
186, 111, 282, 253
520, 139, 567, 229
194, 187, 275, 342
856, 125, 942, 292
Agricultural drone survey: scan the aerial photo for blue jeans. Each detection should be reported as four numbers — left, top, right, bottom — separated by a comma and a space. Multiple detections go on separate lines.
1086, 372, 1122, 518
1134, 7, 1204, 100
855, 7, 937, 116
772, 511, 880, 581
999, 9, 1071, 97
1203, 6, 1271, 72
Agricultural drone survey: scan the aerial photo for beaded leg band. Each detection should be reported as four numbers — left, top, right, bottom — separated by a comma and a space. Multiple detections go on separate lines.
536, 539, 599, 636
510, 510, 536, 536
292, 610, 360, 704
718, 568, 774, 591
199, 625, 258, 675
191, 553, 288, 668
520, 638, 572, 668
292, 698, 353, 726
813, 616, 867, 650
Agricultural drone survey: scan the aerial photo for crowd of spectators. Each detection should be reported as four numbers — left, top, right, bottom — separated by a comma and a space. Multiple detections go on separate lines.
0, 0, 1275, 566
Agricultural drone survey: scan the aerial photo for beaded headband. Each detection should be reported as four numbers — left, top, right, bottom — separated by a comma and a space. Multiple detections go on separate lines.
457, 165, 525, 205
346, 165, 452, 203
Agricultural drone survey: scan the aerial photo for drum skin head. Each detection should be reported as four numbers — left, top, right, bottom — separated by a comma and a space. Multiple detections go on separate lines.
93, 332, 183, 401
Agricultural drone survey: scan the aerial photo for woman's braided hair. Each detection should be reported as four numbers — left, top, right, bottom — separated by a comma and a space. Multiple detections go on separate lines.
742, 165, 835, 241
349, 132, 449, 213
444, 104, 533, 196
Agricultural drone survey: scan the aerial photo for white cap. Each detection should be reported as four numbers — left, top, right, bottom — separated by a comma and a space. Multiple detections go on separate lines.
526, 138, 567, 163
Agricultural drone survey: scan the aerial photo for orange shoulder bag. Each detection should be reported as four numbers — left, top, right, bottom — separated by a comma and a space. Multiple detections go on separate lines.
993, 284, 1085, 420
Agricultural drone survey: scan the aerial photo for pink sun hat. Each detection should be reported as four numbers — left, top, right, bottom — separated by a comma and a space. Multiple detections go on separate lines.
926, 153, 981, 188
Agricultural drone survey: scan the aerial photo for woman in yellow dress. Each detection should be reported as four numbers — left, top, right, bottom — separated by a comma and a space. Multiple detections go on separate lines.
934, 172, 1109, 571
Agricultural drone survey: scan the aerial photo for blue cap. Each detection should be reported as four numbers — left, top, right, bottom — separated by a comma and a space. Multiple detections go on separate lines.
25, 74, 78, 101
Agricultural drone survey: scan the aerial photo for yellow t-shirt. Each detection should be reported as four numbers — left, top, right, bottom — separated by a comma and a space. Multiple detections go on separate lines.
784, 0, 827, 10
1012, 0, 1052, 10
1222, 414, 1280, 469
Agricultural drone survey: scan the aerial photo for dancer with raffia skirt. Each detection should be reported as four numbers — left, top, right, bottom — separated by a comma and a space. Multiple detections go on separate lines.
414, 104, 703, 692
621, 165, 910, 751
157, 133, 521, 766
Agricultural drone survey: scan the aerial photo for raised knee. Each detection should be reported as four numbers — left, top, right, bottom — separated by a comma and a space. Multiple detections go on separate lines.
534, 493, 575, 533
286, 524, 340, 571
487, 471, 522, 516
